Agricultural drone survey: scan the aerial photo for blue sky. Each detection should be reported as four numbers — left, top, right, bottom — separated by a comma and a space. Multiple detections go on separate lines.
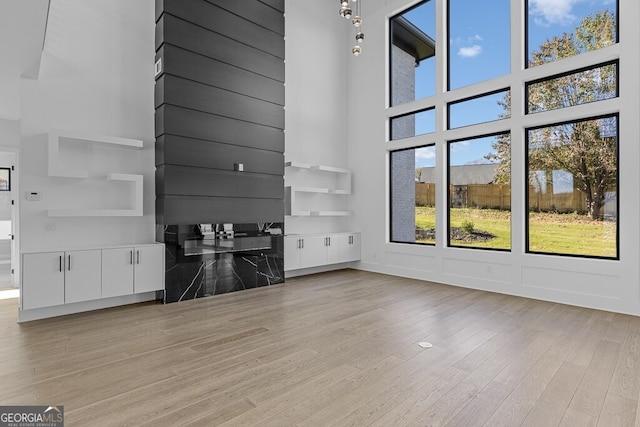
401, 0, 617, 169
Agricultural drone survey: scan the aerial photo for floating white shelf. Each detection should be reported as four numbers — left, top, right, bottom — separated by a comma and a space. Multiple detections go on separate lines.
47, 173, 143, 217
46, 129, 144, 217
310, 165, 350, 174
47, 209, 142, 217
311, 211, 351, 216
284, 161, 312, 170
293, 186, 330, 194
285, 162, 352, 217
48, 129, 143, 178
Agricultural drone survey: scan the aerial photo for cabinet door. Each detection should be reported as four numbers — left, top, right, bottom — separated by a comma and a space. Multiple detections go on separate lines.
343, 233, 361, 262
326, 235, 342, 265
133, 245, 164, 293
65, 249, 102, 304
284, 236, 302, 270
102, 247, 135, 298
22, 252, 65, 310
300, 235, 328, 268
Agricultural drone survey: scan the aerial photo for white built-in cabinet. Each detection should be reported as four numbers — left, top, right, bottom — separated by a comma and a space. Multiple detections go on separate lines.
101, 245, 164, 297
21, 243, 164, 311
21, 251, 65, 310
65, 249, 102, 304
285, 232, 361, 271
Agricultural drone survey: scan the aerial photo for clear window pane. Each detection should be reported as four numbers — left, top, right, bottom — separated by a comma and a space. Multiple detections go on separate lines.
448, 134, 511, 250
390, 0, 436, 107
448, 0, 510, 90
391, 145, 436, 245
527, 62, 617, 114
390, 108, 436, 140
527, 115, 618, 258
448, 89, 510, 129
527, 1, 617, 68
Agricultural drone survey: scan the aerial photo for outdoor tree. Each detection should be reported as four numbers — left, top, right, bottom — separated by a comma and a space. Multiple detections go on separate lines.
491, 10, 617, 219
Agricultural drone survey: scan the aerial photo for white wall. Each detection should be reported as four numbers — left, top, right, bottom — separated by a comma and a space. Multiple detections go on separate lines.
0, 119, 19, 148
18, 0, 156, 251
283, 0, 640, 315
284, 0, 353, 235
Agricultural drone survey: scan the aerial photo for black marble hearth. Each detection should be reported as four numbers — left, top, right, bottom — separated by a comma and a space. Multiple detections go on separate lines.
158, 223, 284, 303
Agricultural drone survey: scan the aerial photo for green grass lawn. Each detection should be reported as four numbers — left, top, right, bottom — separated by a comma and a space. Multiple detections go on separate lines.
528, 211, 617, 257
415, 207, 616, 256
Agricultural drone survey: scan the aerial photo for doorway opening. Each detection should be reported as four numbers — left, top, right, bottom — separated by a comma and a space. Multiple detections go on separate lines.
0, 151, 16, 292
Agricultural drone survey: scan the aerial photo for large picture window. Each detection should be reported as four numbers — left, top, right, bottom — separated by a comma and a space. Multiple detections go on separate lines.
527, 0, 617, 68
526, 115, 618, 259
448, 0, 510, 90
390, 0, 435, 107
389, 0, 620, 261
390, 108, 435, 140
526, 62, 618, 114
448, 134, 511, 250
448, 89, 510, 129
391, 145, 436, 245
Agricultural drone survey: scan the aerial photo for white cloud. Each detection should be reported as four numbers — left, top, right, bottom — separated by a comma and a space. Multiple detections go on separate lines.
529, 0, 582, 26
450, 140, 470, 152
415, 150, 435, 162
451, 35, 483, 45
458, 45, 482, 58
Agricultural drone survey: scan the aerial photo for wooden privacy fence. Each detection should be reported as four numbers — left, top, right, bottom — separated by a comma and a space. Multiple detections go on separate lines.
415, 182, 588, 213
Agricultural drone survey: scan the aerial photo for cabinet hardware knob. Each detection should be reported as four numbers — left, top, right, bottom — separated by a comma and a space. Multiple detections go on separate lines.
68, 254, 71, 271
136, 250, 140, 264
59, 255, 62, 272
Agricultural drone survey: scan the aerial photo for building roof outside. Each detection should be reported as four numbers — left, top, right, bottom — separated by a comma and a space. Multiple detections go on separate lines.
420, 163, 498, 185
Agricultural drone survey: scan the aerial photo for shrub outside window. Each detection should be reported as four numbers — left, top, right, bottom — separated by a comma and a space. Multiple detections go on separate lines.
448, 133, 511, 250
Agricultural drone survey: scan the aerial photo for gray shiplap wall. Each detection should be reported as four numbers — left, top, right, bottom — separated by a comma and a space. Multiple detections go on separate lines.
155, 0, 285, 225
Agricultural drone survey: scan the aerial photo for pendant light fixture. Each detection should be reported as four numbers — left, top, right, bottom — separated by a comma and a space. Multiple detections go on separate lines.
339, 0, 365, 56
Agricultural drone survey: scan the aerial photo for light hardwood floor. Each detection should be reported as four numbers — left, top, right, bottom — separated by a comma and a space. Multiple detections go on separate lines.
1, 269, 639, 426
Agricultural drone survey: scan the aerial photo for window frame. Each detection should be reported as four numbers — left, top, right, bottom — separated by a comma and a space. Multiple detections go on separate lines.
524, 0, 620, 70
524, 113, 620, 260
390, 107, 436, 140
447, 0, 511, 91
447, 131, 512, 252
388, 0, 436, 108
525, 60, 619, 115
0, 168, 10, 191
389, 144, 437, 246
447, 87, 511, 130
386, 0, 621, 260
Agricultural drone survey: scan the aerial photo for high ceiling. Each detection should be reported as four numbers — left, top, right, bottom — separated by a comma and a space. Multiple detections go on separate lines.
0, 0, 50, 120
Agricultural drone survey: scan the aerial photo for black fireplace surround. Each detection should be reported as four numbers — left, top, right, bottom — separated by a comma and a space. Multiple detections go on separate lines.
154, 0, 286, 303
159, 223, 284, 303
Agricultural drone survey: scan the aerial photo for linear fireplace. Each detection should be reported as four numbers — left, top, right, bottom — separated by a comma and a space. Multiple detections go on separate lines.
158, 223, 284, 303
